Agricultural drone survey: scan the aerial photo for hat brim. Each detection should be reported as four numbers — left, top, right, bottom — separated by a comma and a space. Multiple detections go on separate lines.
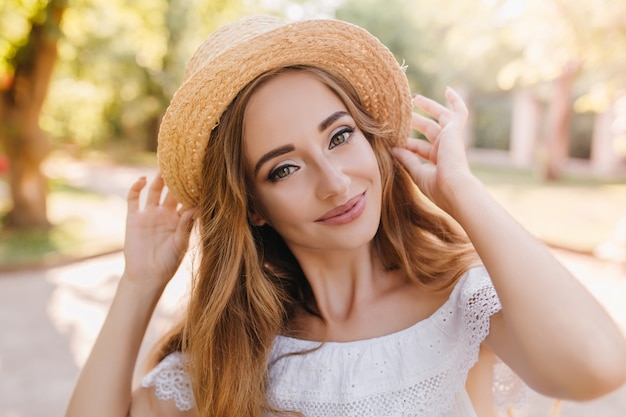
158, 18, 412, 208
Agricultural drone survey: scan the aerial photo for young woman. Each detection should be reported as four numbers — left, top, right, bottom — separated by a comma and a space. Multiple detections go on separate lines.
65, 15, 626, 417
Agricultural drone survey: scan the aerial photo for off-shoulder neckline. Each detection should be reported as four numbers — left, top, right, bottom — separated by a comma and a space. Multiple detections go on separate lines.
274, 270, 474, 349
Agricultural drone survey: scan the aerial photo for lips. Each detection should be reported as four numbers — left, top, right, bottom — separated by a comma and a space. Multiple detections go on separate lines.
315, 192, 366, 223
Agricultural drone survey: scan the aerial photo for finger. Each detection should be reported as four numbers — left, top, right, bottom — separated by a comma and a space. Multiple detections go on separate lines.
127, 177, 147, 212
162, 188, 179, 209
146, 173, 165, 206
411, 112, 440, 141
445, 87, 469, 127
392, 147, 424, 176
391, 147, 415, 172
413, 94, 451, 124
404, 138, 434, 161
174, 209, 196, 251
392, 147, 434, 193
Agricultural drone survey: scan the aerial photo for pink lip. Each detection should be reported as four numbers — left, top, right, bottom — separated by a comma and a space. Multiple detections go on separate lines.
315, 192, 366, 225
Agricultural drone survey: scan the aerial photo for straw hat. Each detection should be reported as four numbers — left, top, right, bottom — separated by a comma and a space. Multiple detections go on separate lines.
157, 15, 412, 208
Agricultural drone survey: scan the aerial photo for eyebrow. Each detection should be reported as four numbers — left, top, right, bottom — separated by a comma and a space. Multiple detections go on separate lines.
318, 111, 350, 132
253, 111, 351, 177
254, 144, 295, 177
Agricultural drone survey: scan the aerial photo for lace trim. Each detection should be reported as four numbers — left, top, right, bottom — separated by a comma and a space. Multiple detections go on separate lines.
493, 357, 528, 411
141, 351, 195, 411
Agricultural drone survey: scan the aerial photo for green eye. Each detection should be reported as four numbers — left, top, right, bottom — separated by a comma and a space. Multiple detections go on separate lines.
276, 167, 291, 178
269, 165, 298, 181
329, 127, 354, 149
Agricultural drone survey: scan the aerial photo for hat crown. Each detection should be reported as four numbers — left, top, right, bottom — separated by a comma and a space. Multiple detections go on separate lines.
184, 15, 286, 80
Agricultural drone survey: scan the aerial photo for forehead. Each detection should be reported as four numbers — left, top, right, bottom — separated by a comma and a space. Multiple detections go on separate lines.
245, 71, 347, 129
242, 71, 348, 158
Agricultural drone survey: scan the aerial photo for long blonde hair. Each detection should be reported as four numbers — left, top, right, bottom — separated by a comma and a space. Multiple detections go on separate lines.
149, 66, 477, 417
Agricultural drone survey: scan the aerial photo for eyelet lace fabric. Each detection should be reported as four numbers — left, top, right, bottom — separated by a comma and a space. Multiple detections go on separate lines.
493, 357, 528, 411
267, 267, 501, 417
141, 351, 194, 411
142, 267, 526, 416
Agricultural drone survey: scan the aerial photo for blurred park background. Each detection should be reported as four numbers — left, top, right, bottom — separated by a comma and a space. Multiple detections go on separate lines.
1, 0, 625, 268
0, 0, 625, 416
1, 0, 625, 266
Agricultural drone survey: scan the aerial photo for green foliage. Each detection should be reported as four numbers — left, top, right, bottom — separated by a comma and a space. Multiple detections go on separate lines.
336, 0, 626, 160
335, 0, 521, 144
0, 177, 116, 268
472, 94, 512, 150
0, 0, 50, 87
3, 0, 626, 157
336, 0, 433, 96
42, 0, 172, 149
336, 0, 520, 97
2, 0, 340, 154
0, 218, 83, 266
492, 0, 626, 121
39, 0, 250, 150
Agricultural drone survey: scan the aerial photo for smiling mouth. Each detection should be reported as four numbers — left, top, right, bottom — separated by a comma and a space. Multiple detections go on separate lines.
315, 192, 366, 223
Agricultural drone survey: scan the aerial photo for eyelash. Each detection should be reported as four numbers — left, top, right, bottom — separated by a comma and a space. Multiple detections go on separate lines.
268, 165, 298, 182
329, 127, 354, 149
267, 126, 356, 182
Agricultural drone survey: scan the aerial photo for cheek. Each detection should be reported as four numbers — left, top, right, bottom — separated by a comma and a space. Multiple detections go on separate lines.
355, 141, 382, 181
252, 188, 305, 228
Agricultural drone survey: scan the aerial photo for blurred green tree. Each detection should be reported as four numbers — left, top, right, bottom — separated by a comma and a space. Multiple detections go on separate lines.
41, 0, 252, 154
0, 0, 250, 230
335, 0, 433, 96
340, 0, 528, 91
0, 0, 66, 229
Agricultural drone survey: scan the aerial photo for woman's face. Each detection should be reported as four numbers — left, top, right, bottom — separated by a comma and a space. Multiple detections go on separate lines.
243, 71, 382, 253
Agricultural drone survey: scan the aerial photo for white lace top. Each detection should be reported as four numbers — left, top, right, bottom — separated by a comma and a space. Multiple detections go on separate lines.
142, 267, 523, 416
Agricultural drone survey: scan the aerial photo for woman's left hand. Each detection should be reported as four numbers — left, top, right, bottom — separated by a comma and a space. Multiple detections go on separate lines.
392, 87, 475, 216
395, 89, 626, 400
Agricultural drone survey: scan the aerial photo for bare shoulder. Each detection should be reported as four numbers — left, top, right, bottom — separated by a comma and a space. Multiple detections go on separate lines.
130, 385, 198, 417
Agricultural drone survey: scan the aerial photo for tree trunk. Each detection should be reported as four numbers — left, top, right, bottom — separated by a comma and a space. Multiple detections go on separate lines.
539, 60, 581, 181
0, 0, 65, 229
510, 90, 540, 168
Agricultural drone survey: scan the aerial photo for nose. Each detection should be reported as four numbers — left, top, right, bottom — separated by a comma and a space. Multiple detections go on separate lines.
314, 158, 351, 200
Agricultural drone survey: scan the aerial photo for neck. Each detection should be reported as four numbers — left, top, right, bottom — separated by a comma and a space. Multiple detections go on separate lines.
286, 243, 449, 343
291, 243, 397, 323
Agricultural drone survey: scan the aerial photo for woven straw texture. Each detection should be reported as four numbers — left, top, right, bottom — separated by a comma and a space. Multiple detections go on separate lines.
157, 15, 412, 208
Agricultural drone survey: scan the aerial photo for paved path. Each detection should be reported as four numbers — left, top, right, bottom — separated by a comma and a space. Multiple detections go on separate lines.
1, 249, 625, 417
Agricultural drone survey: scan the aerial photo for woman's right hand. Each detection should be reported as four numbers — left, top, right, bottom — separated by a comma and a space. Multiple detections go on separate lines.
65, 172, 195, 417
122, 173, 195, 292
